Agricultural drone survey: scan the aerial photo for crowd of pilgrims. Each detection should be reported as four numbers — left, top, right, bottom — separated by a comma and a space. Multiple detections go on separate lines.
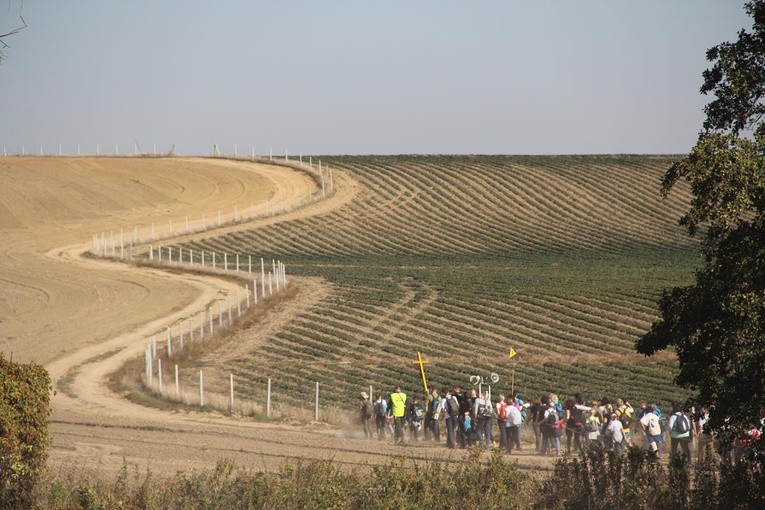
357, 385, 764, 459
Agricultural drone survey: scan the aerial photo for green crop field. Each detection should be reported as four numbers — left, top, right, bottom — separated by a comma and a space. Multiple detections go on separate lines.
172, 155, 699, 411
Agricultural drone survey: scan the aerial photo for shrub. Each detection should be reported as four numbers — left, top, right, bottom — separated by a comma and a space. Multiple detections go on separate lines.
0, 355, 52, 509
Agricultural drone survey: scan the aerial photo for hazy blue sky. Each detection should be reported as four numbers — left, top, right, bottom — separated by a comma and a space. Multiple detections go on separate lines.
0, 1, 752, 155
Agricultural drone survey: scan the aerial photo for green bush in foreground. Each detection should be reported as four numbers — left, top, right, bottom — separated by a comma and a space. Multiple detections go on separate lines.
0, 355, 52, 510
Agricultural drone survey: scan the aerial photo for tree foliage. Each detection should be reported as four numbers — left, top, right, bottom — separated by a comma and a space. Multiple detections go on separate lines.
637, 1, 765, 433
0, 355, 52, 510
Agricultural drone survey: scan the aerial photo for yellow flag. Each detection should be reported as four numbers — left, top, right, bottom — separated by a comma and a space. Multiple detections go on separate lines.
508, 347, 517, 359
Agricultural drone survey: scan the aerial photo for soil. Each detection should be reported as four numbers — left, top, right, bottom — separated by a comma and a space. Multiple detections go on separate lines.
0, 157, 552, 479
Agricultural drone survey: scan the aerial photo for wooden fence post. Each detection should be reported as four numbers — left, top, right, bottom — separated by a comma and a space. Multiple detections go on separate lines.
315, 382, 319, 422
267, 378, 271, 418
230, 373, 234, 413
200, 370, 204, 406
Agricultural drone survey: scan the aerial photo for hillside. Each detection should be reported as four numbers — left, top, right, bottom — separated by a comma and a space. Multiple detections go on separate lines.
172, 155, 698, 410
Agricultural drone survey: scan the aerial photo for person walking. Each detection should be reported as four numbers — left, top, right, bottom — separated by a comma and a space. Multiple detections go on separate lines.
530, 396, 545, 451
505, 399, 523, 453
668, 403, 692, 459
472, 389, 493, 451
585, 407, 602, 447
640, 404, 663, 459
496, 395, 509, 450
425, 387, 441, 442
358, 392, 374, 439
388, 386, 407, 445
443, 388, 459, 449
406, 396, 425, 442
373, 393, 387, 440
606, 413, 626, 455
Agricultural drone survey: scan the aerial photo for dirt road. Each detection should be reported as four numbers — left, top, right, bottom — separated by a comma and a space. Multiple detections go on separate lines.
0, 157, 549, 478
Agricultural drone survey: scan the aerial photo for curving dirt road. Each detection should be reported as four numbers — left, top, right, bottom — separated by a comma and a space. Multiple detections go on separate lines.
0, 157, 548, 479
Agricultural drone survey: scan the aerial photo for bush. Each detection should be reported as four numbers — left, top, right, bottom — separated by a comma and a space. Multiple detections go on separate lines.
542, 444, 765, 510
33, 449, 538, 509
0, 355, 52, 510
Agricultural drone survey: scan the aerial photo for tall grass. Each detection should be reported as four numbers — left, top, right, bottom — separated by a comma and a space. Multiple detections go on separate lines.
33, 449, 539, 510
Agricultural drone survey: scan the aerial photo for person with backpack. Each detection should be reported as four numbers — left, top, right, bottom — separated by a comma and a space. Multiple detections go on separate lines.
456, 388, 473, 449
605, 412, 626, 455
359, 392, 374, 439
614, 398, 635, 448
373, 393, 387, 440
472, 389, 494, 451
505, 399, 523, 453
585, 407, 602, 447
406, 396, 425, 442
425, 387, 442, 442
640, 404, 663, 459
565, 396, 586, 455
529, 396, 546, 451
541, 398, 562, 455
496, 394, 509, 449
668, 402, 692, 458
443, 388, 460, 449
563, 398, 585, 455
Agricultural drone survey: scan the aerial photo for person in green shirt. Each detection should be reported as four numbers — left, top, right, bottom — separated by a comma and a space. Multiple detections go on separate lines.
388, 386, 407, 445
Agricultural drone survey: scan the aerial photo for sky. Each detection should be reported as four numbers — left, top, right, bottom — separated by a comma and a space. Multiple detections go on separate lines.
0, 1, 753, 156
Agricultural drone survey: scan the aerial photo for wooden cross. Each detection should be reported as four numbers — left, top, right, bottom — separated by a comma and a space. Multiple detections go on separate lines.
411, 351, 430, 394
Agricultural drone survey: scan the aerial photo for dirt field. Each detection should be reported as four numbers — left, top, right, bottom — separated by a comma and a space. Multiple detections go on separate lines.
1, 157, 550, 479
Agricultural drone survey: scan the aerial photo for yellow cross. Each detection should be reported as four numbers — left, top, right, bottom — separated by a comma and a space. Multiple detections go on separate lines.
411, 351, 430, 394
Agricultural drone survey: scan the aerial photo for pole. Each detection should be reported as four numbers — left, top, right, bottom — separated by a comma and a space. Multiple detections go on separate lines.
175, 364, 179, 395
230, 373, 234, 412
315, 381, 319, 422
267, 378, 272, 417
511, 363, 516, 398
200, 370, 204, 406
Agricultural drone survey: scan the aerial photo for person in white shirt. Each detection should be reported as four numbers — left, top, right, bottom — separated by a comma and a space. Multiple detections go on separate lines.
505, 402, 523, 453
606, 413, 625, 455
640, 405, 663, 458
668, 403, 692, 458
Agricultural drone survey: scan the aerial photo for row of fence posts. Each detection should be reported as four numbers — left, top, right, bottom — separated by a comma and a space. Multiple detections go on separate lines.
90, 158, 334, 257
143, 257, 285, 372
143, 365, 327, 421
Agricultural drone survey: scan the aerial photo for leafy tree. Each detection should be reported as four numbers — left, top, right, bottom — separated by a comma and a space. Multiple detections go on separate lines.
636, 0, 765, 433
0, 356, 52, 509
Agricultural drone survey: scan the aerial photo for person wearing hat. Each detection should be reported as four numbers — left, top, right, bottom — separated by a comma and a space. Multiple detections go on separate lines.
358, 391, 374, 439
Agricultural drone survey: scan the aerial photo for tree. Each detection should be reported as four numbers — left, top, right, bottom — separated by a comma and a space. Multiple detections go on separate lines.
636, 1, 765, 434
0, 0, 27, 64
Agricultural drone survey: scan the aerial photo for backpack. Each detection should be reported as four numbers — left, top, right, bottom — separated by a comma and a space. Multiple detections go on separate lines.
547, 411, 560, 428
672, 413, 690, 433
363, 400, 374, 419
374, 401, 385, 419
498, 403, 509, 421
618, 410, 633, 429
585, 419, 599, 433
477, 401, 493, 418
572, 407, 586, 428
447, 397, 460, 416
